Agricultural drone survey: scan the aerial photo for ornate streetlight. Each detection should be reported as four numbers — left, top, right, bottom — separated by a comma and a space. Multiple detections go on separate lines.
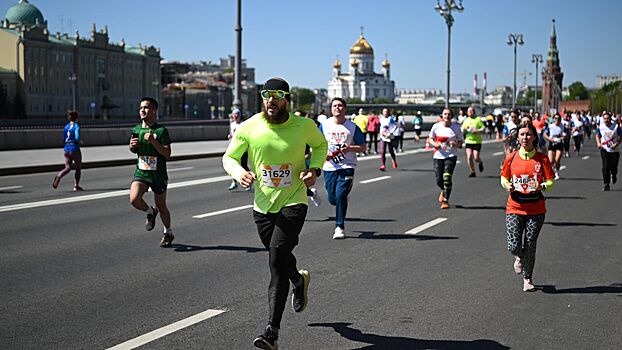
233, 0, 243, 111
435, 0, 464, 108
531, 54, 543, 113
507, 33, 524, 109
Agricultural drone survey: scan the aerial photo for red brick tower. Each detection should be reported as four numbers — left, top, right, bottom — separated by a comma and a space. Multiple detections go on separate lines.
542, 19, 564, 114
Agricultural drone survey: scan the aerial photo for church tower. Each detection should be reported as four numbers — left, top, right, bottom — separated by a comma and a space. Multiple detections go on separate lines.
542, 19, 564, 114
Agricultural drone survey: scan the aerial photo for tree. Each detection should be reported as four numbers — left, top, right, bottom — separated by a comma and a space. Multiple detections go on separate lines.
590, 80, 621, 113
290, 87, 315, 112
567, 81, 589, 100
344, 97, 365, 105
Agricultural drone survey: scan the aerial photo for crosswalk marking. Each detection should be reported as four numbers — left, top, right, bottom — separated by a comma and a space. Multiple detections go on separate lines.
193, 204, 254, 219
106, 309, 225, 350
168, 166, 195, 172
493, 151, 505, 156
360, 176, 391, 184
581, 155, 590, 160
405, 217, 448, 235
559, 165, 567, 171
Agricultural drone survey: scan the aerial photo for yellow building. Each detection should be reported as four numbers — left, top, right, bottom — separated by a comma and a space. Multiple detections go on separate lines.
0, 0, 161, 119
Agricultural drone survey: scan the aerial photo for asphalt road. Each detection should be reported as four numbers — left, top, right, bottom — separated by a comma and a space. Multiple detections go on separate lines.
1, 139, 620, 350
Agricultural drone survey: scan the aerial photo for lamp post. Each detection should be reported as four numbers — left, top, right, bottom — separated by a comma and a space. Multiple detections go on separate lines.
435, 0, 464, 108
531, 54, 542, 113
507, 33, 524, 109
68, 73, 77, 111
233, 0, 243, 112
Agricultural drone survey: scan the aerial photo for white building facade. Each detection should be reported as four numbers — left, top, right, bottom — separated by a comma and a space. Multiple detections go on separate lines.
327, 34, 395, 102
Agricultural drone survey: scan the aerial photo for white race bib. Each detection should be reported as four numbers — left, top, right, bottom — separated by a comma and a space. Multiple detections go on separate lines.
138, 155, 157, 171
260, 163, 292, 188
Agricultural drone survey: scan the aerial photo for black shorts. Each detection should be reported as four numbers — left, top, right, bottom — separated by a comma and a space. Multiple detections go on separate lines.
414, 129, 422, 136
132, 176, 168, 194
465, 143, 482, 151
548, 142, 564, 151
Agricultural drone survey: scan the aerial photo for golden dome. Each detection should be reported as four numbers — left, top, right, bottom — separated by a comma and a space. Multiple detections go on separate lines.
349, 58, 359, 67
350, 35, 374, 55
333, 58, 341, 68
382, 58, 390, 67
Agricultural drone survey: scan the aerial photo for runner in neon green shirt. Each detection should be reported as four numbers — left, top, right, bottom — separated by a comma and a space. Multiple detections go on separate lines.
222, 78, 327, 350
461, 106, 486, 177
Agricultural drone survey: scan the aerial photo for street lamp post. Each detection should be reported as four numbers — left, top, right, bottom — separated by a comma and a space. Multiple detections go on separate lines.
507, 33, 524, 110
531, 54, 543, 113
435, 0, 464, 108
233, 0, 243, 111
68, 73, 77, 111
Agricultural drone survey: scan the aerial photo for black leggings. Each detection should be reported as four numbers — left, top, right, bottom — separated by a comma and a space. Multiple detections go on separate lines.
380, 140, 397, 165
368, 132, 379, 153
573, 134, 583, 153
433, 157, 457, 200
506, 213, 545, 280
600, 149, 620, 185
253, 204, 308, 329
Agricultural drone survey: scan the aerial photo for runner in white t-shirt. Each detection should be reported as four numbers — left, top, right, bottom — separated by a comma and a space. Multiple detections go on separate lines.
429, 108, 464, 209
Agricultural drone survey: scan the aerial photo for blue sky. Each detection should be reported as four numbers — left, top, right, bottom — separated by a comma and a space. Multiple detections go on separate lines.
3, 0, 621, 92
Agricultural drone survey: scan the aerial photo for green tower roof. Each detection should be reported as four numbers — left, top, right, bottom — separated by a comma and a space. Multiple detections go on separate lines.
4, 0, 44, 27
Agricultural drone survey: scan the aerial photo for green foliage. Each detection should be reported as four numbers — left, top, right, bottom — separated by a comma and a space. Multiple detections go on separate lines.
345, 98, 365, 104
567, 81, 589, 100
371, 97, 393, 104
590, 80, 622, 113
290, 87, 316, 113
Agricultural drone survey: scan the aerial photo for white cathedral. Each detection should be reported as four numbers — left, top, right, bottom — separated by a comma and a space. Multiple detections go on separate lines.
327, 34, 396, 102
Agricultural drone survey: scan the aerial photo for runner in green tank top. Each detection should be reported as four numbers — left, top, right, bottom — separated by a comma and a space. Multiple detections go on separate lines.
129, 97, 174, 247
461, 106, 486, 177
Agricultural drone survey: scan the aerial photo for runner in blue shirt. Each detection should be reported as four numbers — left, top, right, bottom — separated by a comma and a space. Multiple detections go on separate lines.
52, 110, 83, 191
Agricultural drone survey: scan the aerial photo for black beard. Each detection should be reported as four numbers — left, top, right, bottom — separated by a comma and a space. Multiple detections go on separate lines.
264, 107, 289, 124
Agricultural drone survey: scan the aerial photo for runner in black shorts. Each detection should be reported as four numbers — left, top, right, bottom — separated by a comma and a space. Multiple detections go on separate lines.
129, 97, 174, 247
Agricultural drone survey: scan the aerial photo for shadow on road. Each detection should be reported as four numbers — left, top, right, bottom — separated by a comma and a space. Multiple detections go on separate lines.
539, 283, 622, 295
171, 244, 266, 253
545, 195, 586, 200
399, 168, 434, 172
308, 322, 510, 350
307, 217, 396, 223
454, 204, 506, 210
544, 221, 616, 227
352, 231, 458, 241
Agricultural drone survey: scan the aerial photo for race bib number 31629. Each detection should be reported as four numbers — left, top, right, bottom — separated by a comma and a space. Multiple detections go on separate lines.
261, 163, 293, 188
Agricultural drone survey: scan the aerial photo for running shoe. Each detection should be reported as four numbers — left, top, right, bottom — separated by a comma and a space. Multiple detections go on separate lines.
468, 172, 476, 178
292, 269, 310, 313
603, 184, 610, 191
333, 227, 345, 239
392, 160, 398, 169
245, 184, 253, 192
308, 188, 321, 207
52, 176, 60, 189
253, 327, 278, 350
478, 161, 484, 172
440, 201, 449, 209
523, 279, 536, 292
379, 165, 386, 171
73, 186, 84, 192
513, 256, 523, 274
228, 181, 238, 190
554, 170, 560, 180
145, 206, 159, 231
160, 233, 174, 248
438, 191, 444, 203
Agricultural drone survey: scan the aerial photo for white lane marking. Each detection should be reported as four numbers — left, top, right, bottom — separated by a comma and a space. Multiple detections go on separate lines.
559, 165, 567, 171
193, 204, 254, 219
360, 175, 391, 184
405, 217, 448, 235
0, 176, 231, 213
493, 151, 505, 156
0, 185, 23, 191
106, 309, 225, 350
581, 155, 590, 160
168, 167, 194, 172
456, 160, 462, 164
